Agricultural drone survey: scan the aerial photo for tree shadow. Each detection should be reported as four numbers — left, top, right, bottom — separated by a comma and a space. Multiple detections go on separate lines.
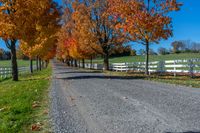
20, 77, 49, 81
57, 75, 145, 80
55, 70, 102, 74
0, 77, 11, 82
152, 76, 200, 81
165, 131, 200, 133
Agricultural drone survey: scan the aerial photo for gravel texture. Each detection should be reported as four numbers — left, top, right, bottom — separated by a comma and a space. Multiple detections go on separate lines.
50, 62, 200, 133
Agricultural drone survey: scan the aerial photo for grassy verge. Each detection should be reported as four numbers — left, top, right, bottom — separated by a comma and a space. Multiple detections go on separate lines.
149, 76, 200, 88
0, 67, 52, 133
104, 71, 200, 88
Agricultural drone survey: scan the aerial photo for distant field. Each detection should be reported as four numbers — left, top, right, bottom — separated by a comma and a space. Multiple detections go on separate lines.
0, 60, 36, 67
87, 53, 200, 64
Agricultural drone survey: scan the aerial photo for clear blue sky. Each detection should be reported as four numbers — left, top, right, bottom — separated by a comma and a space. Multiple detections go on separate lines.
132, 0, 200, 52
0, 0, 200, 53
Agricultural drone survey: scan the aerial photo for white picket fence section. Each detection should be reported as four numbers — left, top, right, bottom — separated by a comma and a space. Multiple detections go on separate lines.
0, 67, 12, 79
0, 66, 37, 79
79, 58, 200, 76
112, 58, 200, 76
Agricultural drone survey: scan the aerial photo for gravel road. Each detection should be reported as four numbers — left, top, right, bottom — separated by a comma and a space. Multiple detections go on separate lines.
50, 62, 200, 133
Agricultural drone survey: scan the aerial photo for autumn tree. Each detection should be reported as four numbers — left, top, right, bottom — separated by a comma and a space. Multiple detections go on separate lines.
0, 0, 41, 80
56, 27, 71, 62
0, 0, 60, 78
16, 47, 29, 60
71, 3, 99, 68
19, 1, 60, 72
108, 0, 182, 75
0, 0, 34, 80
57, 1, 98, 68
88, 0, 127, 70
59, 0, 127, 70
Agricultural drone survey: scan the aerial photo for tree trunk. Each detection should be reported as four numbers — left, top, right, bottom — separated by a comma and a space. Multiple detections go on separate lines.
82, 59, 85, 68
78, 60, 81, 68
70, 59, 73, 67
42, 60, 45, 68
10, 40, 18, 81
39, 58, 42, 71
45, 60, 48, 68
41, 60, 43, 68
90, 57, 93, 69
67, 60, 70, 66
103, 53, 109, 71
36, 56, 39, 71
72, 60, 74, 67
145, 41, 149, 75
74, 60, 78, 67
30, 59, 33, 73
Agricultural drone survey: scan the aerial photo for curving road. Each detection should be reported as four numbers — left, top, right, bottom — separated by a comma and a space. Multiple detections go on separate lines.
50, 61, 200, 133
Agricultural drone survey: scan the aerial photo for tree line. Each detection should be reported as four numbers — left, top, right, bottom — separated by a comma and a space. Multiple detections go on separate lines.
57, 0, 182, 75
0, 0, 182, 81
0, 0, 61, 81
157, 40, 200, 55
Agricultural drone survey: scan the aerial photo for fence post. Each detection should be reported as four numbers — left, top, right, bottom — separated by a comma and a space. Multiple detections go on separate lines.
189, 59, 194, 78
174, 61, 176, 77
0, 68, 3, 79
157, 61, 165, 75
5, 68, 7, 78
149, 62, 151, 76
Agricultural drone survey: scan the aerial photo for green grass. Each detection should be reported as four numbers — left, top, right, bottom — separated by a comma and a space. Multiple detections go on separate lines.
149, 76, 200, 88
105, 71, 200, 88
0, 60, 36, 67
0, 67, 52, 133
87, 53, 200, 63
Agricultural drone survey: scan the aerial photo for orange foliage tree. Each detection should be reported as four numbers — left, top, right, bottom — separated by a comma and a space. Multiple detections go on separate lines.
107, 0, 182, 74
57, 1, 98, 68
0, 0, 60, 80
0, 0, 34, 81
19, 1, 60, 72
58, 0, 127, 70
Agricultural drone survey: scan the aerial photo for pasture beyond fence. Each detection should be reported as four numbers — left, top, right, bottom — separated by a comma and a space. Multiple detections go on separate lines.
78, 58, 200, 77
0, 66, 37, 79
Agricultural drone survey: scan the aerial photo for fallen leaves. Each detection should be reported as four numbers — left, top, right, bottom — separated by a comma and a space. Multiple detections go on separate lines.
31, 122, 43, 131
43, 109, 49, 115
0, 107, 5, 112
32, 101, 41, 108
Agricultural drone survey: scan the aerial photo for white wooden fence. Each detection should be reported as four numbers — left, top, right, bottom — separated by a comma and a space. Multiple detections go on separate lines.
112, 58, 200, 76
0, 67, 12, 79
78, 58, 200, 76
0, 66, 37, 79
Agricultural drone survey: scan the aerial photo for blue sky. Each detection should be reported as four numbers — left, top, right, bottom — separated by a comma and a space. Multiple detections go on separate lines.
131, 0, 200, 52
1, 0, 200, 52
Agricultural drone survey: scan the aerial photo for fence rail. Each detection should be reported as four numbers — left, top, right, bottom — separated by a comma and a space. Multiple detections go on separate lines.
77, 58, 200, 76
0, 66, 37, 79
0, 67, 12, 79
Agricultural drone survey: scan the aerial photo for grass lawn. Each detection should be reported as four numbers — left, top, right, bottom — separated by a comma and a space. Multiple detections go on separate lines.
87, 53, 200, 63
149, 75, 200, 88
105, 71, 200, 88
0, 60, 36, 67
0, 67, 52, 132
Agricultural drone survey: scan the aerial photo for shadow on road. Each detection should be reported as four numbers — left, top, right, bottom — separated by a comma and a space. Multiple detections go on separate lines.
57, 75, 145, 80
165, 131, 200, 133
55, 71, 102, 75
